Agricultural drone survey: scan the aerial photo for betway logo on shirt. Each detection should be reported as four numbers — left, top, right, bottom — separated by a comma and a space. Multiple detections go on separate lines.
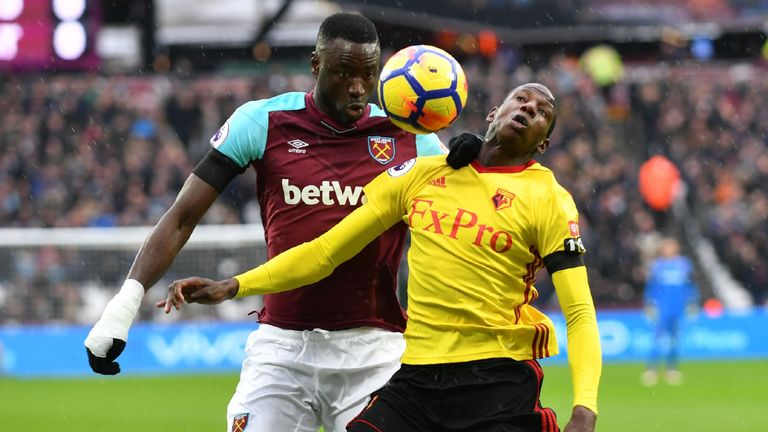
282, 179, 364, 206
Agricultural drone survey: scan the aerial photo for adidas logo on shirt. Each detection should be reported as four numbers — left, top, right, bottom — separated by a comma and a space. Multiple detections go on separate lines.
429, 176, 446, 188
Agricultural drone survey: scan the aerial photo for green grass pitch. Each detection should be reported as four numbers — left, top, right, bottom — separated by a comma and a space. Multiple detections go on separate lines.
1, 360, 766, 431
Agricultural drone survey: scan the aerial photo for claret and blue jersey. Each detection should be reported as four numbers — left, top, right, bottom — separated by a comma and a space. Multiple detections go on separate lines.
208, 91, 445, 331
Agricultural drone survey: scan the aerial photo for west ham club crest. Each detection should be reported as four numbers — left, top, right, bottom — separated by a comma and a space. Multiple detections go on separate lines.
368, 136, 396, 164
231, 413, 249, 432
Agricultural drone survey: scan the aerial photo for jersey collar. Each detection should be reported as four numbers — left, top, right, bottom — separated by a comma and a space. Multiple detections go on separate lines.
470, 159, 537, 173
305, 92, 371, 134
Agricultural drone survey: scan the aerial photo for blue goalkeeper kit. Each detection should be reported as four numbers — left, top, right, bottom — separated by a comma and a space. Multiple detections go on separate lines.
644, 256, 698, 324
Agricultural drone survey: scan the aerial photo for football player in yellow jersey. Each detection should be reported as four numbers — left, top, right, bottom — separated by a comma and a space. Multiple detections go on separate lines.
160, 83, 601, 432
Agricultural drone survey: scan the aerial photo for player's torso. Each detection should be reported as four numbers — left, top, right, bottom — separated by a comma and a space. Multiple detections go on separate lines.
406, 161, 549, 310
252, 95, 423, 331
254, 104, 419, 252
402, 159, 558, 363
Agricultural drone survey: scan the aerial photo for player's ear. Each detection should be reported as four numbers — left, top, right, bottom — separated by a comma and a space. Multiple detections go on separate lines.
536, 138, 550, 154
486, 106, 499, 123
310, 51, 320, 78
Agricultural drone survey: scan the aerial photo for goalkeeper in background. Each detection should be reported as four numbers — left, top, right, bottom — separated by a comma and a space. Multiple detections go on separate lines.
641, 237, 699, 386
163, 83, 602, 432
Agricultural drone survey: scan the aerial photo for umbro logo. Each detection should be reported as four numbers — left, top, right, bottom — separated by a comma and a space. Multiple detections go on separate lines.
287, 139, 309, 153
428, 176, 446, 188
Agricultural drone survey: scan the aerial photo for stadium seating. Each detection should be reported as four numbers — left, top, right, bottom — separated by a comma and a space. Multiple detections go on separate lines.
1, 57, 766, 324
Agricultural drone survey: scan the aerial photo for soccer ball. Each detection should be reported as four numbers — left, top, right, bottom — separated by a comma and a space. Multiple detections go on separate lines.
378, 45, 468, 134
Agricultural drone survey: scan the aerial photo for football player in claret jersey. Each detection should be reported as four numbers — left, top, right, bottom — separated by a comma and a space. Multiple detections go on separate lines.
163, 83, 603, 432
85, 13, 458, 432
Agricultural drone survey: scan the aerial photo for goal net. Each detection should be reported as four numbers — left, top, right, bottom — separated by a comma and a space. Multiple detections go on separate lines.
0, 225, 267, 325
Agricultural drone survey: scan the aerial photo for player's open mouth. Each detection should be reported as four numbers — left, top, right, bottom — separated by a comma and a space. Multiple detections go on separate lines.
509, 114, 528, 129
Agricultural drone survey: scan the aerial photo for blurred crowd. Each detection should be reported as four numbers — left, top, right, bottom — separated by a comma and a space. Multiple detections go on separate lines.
643, 67, 768, 306
369, 0, 768, 27
0, 51, 766, 324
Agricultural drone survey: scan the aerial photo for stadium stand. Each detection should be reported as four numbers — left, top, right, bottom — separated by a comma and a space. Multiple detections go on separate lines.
1, 53, 766, 324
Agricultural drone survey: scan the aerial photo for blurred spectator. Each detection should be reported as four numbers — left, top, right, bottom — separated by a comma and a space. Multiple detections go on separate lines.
579, 44, 624, 99
164, 85, 201, 149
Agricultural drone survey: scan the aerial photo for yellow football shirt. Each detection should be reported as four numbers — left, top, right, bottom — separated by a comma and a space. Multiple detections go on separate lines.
234, 154, 601, 412
362, 155, 585, 364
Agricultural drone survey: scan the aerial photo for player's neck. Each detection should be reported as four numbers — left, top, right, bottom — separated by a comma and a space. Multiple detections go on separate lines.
311, 91, 354, 127
477, 142, 534, 168
312, 91, 327, 115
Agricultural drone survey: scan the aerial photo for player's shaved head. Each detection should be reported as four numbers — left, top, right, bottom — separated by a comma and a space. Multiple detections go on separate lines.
514, 83, 555, 106
316, 13, 379, 51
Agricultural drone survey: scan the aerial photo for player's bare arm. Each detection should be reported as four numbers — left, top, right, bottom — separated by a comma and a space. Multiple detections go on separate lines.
84, 174, 220, 375
126, 175, 220, 288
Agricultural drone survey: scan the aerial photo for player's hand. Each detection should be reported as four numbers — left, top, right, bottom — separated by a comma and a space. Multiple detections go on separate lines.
156, 277, 239, 312
563, 405, 597, 432
84, 279, 144, 375
85, 338, 126, 375
446, 132, 483, 169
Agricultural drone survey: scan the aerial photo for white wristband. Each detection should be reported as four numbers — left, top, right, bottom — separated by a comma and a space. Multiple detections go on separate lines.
84, 279, 145, 357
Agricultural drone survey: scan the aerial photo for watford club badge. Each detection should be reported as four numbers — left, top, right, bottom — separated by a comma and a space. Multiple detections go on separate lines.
492, 188, 516, 211
232, 413, 249, 432
368, 136, 396, 164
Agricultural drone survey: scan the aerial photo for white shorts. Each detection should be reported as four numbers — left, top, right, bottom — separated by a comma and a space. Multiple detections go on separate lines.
226, 324, 405, 432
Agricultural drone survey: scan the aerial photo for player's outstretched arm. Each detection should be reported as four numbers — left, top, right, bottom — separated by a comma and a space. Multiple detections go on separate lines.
234, 202, 393, 297
158, 204, 391, 309
161, 200, 394, 307
84, 175, 220, 375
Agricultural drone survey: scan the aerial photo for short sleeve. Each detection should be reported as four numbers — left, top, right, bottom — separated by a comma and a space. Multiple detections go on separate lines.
210, 104, 268, 167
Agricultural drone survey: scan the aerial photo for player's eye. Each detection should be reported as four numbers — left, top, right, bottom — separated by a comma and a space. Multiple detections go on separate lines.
516, 95, 526, 102
538, 109, 548, 118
